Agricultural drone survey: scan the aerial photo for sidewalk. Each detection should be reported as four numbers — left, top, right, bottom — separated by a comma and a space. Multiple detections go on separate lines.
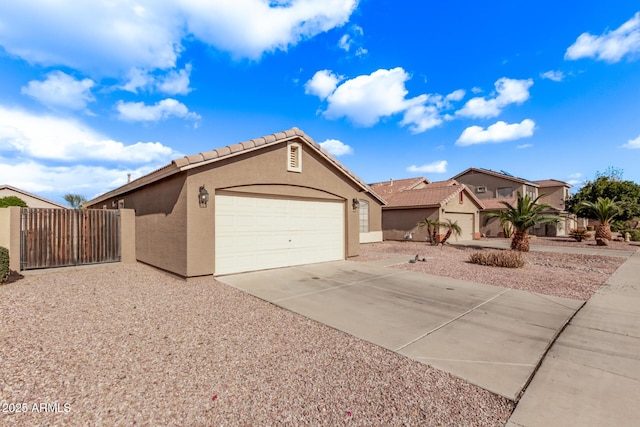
506, 249, 640, 426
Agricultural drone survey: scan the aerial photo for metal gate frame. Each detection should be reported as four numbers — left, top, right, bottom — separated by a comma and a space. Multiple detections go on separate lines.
20, 208, 121, 270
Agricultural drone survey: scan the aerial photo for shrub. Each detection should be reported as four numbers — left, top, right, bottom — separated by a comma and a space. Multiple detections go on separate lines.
0, 246, 9, 283
622, 229, 640, 242
469, 250, 526, 268
569, 228, 592, 242
0, 196, 27, 208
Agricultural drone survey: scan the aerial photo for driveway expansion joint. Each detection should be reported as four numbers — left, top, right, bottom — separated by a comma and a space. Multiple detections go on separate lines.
394, 288, 511, 352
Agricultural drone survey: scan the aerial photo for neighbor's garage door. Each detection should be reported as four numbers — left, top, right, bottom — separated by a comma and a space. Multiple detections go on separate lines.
444, 213, 474, 241
215, 194, 345, 275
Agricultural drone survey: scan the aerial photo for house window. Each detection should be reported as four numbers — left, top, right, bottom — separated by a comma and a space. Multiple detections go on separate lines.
118, 199, 125, 209
525, 186, 537, 199
476, 186, 487, 193
359, 200, 369, 233
497, 187, 513, 198
287, 142, 302, 173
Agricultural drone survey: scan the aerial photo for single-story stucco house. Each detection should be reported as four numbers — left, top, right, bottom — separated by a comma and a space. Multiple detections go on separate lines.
0, 185, 68, 209
87, 128, 384, 277
369, 178, 484, 242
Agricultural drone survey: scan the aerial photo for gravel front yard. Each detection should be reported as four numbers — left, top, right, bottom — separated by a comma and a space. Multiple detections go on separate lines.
1, 263, 513, 426
357, 241, 629, 300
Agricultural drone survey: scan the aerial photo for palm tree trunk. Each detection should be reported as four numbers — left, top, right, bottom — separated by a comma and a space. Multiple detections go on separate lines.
595, 223, 611, 240
441, 229, 453, 244
511, 231, 530, 252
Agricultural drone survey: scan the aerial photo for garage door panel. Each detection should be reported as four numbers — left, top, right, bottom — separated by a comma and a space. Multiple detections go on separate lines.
215, 195, 345, 275
444, 213, 474, 241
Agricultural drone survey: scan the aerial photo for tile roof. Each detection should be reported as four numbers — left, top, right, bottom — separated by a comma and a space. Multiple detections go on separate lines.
87, 128, 385, 206
452, 167, 539, 187
369, 177, 429, 197
384, 183, 484, 209
425, 179, 458, 188
481, 198, 516, 210
534, 179, 571, 187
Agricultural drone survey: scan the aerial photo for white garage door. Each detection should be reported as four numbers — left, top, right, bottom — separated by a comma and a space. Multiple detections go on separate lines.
215, 194, 345, 275
444, 213, 474, 241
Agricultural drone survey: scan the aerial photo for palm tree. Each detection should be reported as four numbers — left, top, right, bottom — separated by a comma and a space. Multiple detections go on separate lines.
417, 217, 440, 245
63, 193, 87, 209
439, 219, 462, 245
484, 193, 558, 252
576, 197, 622, 243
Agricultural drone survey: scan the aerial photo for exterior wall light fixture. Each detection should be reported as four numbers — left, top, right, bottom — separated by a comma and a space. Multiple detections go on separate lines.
352, 198, 360, 211
199, 186, 209, 208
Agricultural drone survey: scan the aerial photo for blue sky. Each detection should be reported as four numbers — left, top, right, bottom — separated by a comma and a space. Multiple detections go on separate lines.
1, 1, 639, 204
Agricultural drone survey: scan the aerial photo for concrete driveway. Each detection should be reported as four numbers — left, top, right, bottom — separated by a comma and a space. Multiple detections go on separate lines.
219, 260, 583, 400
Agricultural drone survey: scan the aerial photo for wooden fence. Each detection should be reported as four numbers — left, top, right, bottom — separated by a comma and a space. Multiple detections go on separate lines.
20, 208, 121, 270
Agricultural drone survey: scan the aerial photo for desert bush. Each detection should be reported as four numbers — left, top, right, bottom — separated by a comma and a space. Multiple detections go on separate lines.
569, 228, 592, 242
0, 246, 9, 283
469, 250, 526, 268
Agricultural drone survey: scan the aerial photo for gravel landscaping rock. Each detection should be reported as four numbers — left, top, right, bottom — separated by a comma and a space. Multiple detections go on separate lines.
358, 242, 628, 300
1, 263, 513, 426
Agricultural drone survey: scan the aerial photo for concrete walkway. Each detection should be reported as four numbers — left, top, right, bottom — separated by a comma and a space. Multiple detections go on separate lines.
507, 249, 640, 426
451, 239, 636, 258
219, 260, 582, 401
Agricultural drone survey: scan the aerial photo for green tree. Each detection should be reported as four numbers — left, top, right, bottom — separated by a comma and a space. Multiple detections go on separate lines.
567, 169, 640, 221
0, 196, 27, 208
63, 193, 87, 209
484, 193, 559, 252
576, 197, 622, 243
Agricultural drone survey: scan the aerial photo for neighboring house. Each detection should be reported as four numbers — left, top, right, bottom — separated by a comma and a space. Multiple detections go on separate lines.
0, 185, 68, 209
453, 168, 541, 237
533, 179, 585, 236
452, 168, 583, 237
369, 178, 484, 242
86, 128, 384, 277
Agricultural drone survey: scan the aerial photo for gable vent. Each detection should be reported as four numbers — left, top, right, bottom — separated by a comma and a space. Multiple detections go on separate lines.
287, 142, 302, 172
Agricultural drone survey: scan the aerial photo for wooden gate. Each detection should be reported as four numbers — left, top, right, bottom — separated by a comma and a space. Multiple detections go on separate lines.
21, 208, 121, 270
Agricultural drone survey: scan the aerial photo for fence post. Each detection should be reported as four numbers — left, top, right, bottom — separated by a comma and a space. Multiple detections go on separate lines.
0, 207, 22, 272
119, 209, 136, 264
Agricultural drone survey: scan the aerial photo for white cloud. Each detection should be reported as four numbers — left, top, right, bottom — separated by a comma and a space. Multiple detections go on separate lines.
0, 1, 357, 76
399, 104, 442, 134
445, 89, 466, 101
0, 105, 181, 163
307, 67, 465, 133
181, 0, 358, 60
456, 77, 533, 119
21, 71, 95, 111
565, 12, 640, 62
115, 98, 201, 122
566, 172, 584, 186
540, 70, 565, 82
338, 25, 367, 56
517, 143, 533, 149
322, 68, 423, 126
318, 139, 353, 156
157, 64, 193, 95
305, 70, 342, 100
407, 160, 448, 174
622, 134, 640, 149
471, 87, 483, 94
0, 158, 158, 200
456, 119, 536, 146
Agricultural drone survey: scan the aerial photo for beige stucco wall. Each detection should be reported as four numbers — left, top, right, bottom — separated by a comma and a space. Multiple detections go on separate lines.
382, 208, 439, 241
0, 207, 23, 271
456, 173, 532, 200
441, 191, 482, 239
89, 139, 382, 277
119, 209, 136, 264
0, 188, 65, 209
184, 141, 381, 277
538, 185, 568, 211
